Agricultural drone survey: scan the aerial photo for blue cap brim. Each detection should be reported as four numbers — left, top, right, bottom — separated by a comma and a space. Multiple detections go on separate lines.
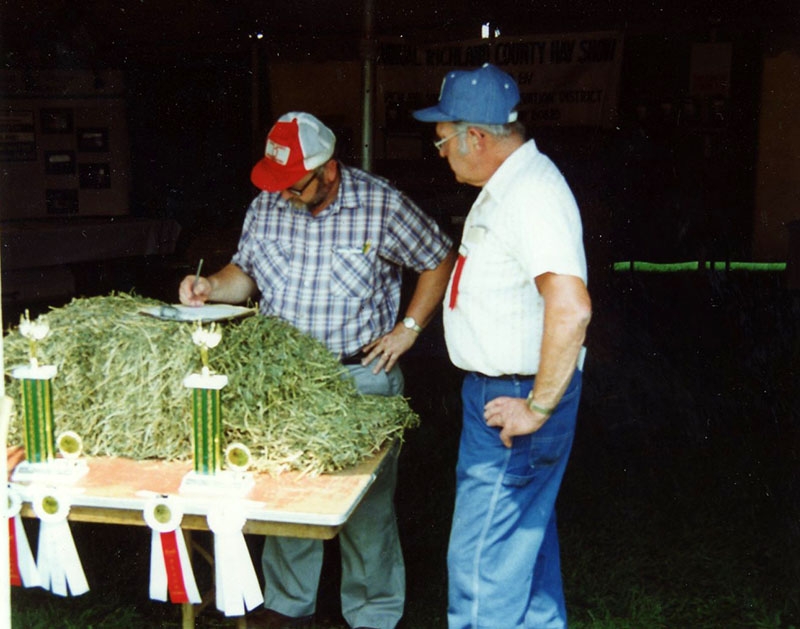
412, 106, 458, 122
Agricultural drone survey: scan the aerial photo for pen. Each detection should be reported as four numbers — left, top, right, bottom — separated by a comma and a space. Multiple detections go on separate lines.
192, 258, 204, 292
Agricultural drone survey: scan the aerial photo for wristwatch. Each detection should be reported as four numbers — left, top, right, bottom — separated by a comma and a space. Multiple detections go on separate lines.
402, 316, 423, 334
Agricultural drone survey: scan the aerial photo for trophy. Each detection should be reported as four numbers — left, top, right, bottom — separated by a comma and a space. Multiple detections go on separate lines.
179, 321, 253, 495
11, 311, 87, 483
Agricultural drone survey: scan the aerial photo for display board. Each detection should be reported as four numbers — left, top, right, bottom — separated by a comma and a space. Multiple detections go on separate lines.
0, 70, 131, 219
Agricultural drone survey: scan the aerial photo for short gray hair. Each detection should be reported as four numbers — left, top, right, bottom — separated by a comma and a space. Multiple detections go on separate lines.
452, 120, 525, 153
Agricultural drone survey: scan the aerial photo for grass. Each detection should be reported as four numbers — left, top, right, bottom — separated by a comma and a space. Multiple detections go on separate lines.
559, 443, 799, 629
12, 590, 171, 628
9, 271, 800, 628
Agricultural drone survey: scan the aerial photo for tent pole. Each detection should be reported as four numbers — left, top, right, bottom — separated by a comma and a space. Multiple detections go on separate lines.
360, 0, 375, 171
0, 244, 10, 629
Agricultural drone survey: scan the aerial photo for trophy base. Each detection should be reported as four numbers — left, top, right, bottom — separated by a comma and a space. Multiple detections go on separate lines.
11, 458, 89, 485
179, 470, 255, 497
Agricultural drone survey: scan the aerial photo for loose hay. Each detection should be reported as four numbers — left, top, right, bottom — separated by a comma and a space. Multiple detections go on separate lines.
3, 293, 419, 475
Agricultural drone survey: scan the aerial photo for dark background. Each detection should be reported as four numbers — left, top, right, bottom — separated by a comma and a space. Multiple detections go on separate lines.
2, 1, 800, 627
3, 0, 798, 274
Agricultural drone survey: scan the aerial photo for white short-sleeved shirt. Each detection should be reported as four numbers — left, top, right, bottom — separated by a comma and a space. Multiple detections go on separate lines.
443, 140, 587, 376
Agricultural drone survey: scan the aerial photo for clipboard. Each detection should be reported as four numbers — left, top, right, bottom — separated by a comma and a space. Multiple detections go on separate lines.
138, 304, 257, 322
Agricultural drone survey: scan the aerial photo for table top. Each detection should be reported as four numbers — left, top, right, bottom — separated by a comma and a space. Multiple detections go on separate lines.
7, 445, 391, 539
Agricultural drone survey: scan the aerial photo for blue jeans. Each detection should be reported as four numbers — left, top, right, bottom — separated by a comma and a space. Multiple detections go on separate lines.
448, 370, 582, 629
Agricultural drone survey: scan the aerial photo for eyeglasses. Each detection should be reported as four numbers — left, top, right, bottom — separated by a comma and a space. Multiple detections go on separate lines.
286, 173, 317, 196
433, 130, 466, 151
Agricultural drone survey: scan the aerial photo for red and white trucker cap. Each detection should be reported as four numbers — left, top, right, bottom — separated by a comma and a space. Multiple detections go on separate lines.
250, 112, 336, 192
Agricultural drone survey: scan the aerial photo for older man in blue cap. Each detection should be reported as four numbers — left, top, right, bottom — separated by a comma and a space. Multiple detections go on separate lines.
413, 64, 592, 628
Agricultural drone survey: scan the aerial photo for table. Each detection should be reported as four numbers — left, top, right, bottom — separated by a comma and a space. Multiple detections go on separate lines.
7, 444, 392, 626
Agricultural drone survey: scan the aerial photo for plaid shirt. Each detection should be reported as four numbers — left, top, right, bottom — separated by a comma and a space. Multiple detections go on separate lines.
231, 164, 452, 356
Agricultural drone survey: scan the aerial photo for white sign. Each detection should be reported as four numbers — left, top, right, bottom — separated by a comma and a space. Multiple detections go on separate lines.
377, 31, 624, 136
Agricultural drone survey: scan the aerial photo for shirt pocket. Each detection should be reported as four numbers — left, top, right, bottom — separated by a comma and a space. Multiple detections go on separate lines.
454, 225, 499, 297
330, 247, 375, 299
253, 237, 290, 294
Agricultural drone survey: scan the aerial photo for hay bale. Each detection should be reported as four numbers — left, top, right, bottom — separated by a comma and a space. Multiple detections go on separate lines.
3, 293, 419, 475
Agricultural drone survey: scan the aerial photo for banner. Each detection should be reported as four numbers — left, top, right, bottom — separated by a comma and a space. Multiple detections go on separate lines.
377, 31, 624, 145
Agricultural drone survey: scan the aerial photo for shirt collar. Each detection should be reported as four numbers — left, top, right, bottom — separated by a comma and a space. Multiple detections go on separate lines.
304, 162, 358, 219
481, 139, 538, 203
332, 164, 360, 213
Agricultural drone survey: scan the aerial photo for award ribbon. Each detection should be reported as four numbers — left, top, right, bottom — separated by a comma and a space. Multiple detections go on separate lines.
207, 503, 263, 617
449, 240, 472, 310
7, 487, 41, 588
449, 253, 467, 309
143, 496, 200, 605
32, 488, 89, 596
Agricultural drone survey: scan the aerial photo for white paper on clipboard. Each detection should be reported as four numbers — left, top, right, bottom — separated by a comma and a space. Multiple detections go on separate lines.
139, 304, 257, 322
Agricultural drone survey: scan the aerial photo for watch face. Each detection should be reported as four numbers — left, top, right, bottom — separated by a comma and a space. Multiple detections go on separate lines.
403, 317, 421, 332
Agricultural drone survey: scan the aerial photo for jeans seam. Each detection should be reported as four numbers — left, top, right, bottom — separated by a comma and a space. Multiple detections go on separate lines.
470, 374, 513, 628
471, 456, 509, 628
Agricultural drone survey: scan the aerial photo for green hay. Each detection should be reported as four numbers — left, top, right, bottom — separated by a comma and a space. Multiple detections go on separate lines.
3, 293, 419, 475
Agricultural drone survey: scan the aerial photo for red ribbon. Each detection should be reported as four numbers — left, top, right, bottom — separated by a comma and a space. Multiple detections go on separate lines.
9, 518, 21, 587
160, 531, 189, 604
449, 254, 467, 310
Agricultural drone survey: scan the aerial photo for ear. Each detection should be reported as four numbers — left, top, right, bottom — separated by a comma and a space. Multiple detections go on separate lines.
466, 127, 484, 151
322, 159, 338, 182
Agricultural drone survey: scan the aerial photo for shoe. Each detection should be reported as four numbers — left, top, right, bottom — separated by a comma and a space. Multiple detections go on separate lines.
245, 607, 315, 628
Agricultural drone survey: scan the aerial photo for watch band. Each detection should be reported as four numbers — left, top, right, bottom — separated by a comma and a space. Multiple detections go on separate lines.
526, 391, 554, 416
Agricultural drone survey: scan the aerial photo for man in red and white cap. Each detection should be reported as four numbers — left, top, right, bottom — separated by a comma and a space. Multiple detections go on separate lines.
179, 111, 455, 629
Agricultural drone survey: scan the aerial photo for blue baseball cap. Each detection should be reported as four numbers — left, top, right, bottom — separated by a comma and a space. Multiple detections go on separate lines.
413, 63, 520, 125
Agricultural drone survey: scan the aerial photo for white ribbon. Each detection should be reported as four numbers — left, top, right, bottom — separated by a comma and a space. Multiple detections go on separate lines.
11, 516, 41, 588
207, 503, 263, 617
32, 488, 89, 596
7, 487, 41, 588
143, 496, 201, 605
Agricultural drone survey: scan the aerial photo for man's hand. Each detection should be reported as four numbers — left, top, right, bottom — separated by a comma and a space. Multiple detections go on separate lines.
177, 264, 258, 307
362, 324, 419, 374
179, 275, 212, 306
357, 247, 455, 375
484, 396, 549, 448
